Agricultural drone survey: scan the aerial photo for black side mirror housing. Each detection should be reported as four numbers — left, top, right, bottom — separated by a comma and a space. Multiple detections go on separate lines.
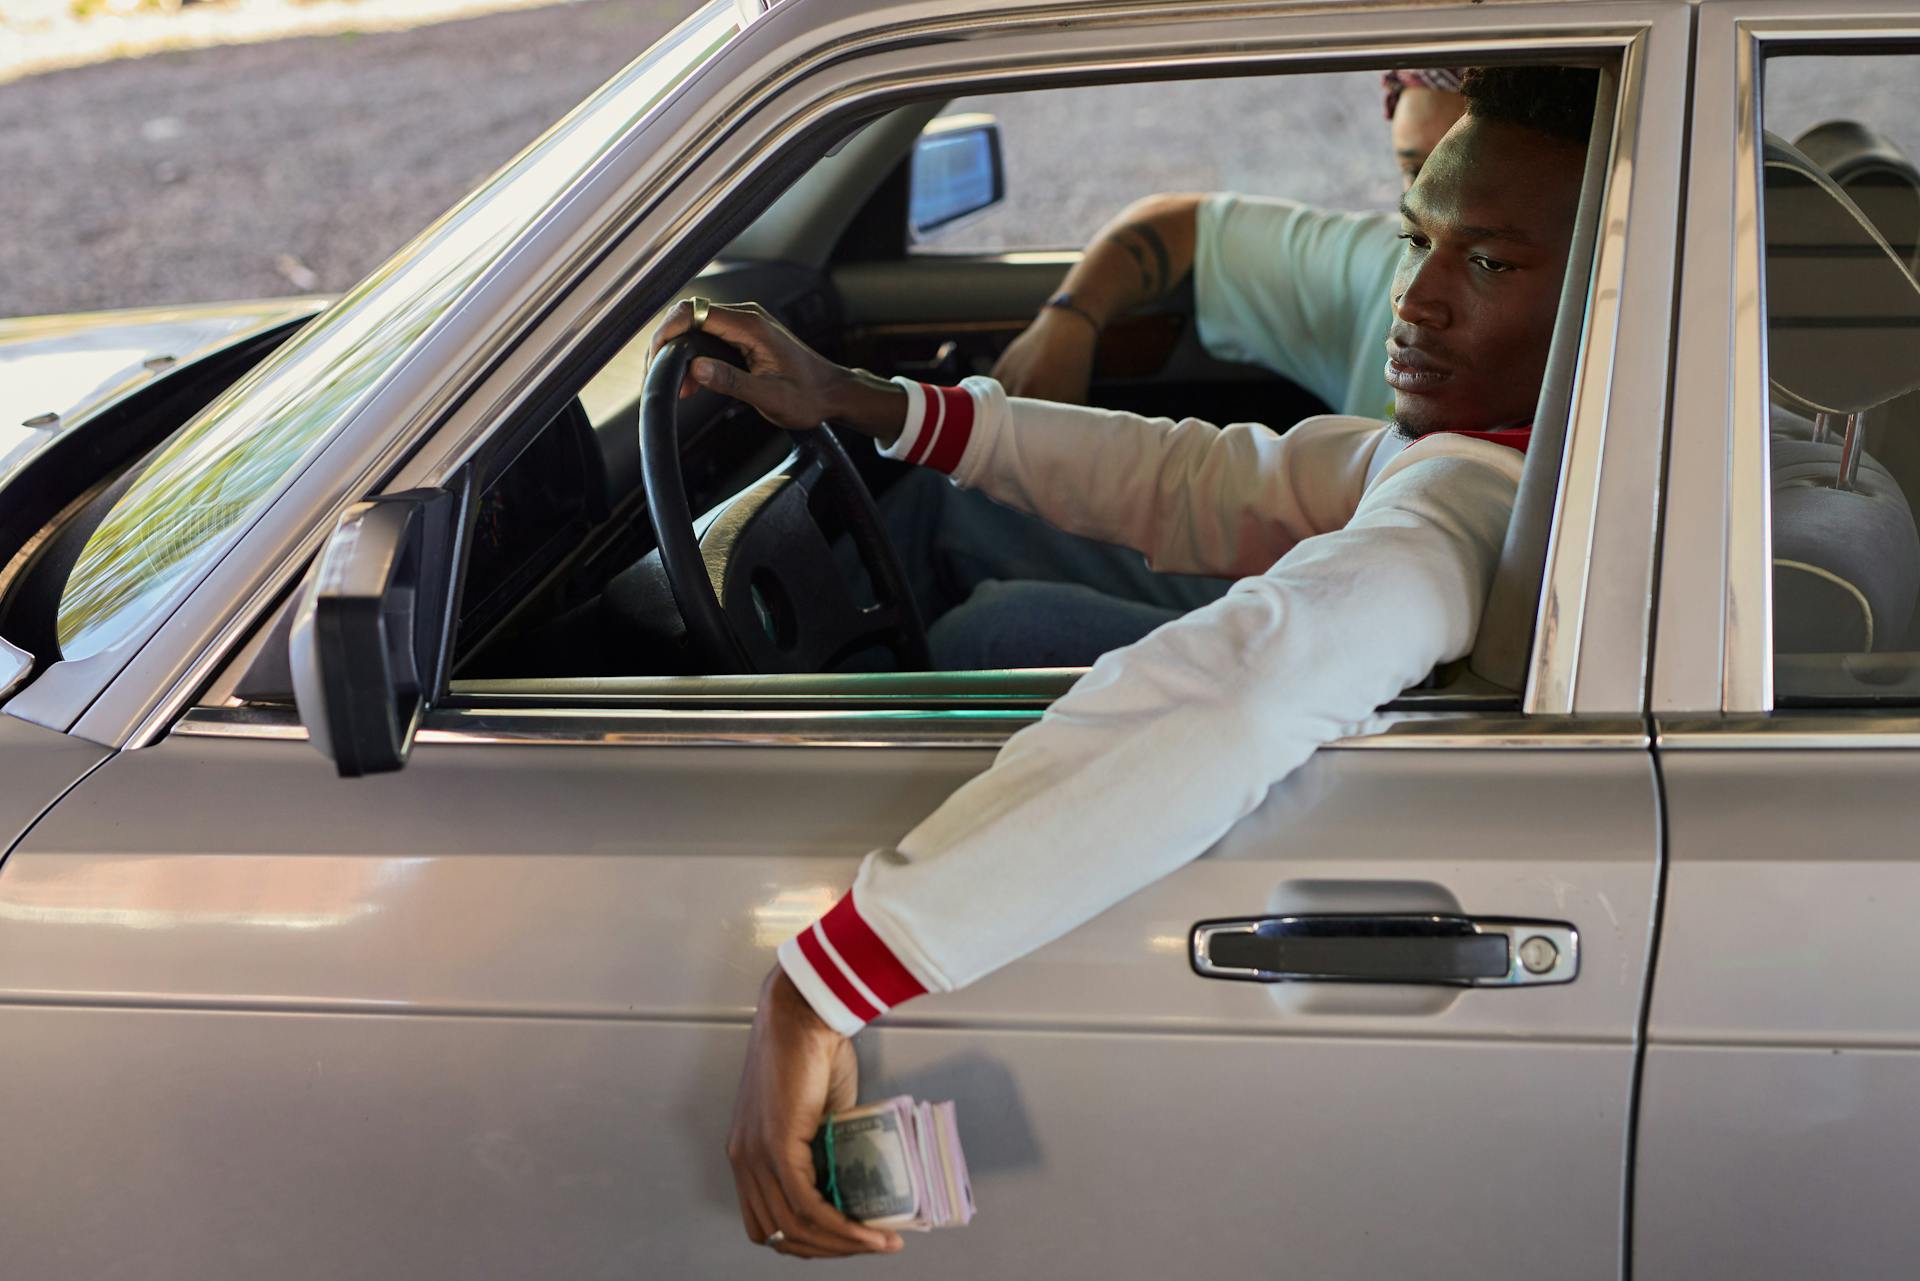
290, 489, 457, 777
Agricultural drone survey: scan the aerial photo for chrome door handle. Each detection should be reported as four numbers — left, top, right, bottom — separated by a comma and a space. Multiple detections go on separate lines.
1190, 915, 1578, 987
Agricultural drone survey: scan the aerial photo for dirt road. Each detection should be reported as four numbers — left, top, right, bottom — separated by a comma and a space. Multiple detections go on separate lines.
0, 0, 698, 317
5, 15, 1911, 321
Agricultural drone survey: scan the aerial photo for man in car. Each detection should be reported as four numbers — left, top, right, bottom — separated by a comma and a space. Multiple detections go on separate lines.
656, 65, 1597, 1258
892, 69, 1470, 666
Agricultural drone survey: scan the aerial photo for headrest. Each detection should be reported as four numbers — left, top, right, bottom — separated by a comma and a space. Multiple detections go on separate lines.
1771, 408, 1920, 653
1764, 131, 1920, 416
1793, 120, 1920, 276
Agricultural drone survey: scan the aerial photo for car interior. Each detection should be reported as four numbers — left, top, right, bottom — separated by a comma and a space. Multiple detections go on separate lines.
264, 62, 1619, 722
1761, 53, 1920, 705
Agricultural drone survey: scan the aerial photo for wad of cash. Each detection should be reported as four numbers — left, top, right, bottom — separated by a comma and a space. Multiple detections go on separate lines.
810, 1096, 975, 1230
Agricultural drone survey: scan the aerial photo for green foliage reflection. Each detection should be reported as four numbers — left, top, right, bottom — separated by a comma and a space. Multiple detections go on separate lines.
55, 1, 738, 661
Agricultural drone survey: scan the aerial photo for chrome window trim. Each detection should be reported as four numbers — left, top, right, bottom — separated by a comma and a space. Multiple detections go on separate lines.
174, 703, 1649, 751
1725, 19, 1775, 713
1657, 711, 1920, 750
106, 3, 1662, 751
1710, 8, 1920, 715
1523, 30, 1643, 716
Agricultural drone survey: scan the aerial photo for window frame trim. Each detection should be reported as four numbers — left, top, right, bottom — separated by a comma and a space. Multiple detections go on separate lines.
159, 3, 1674, 751
174, 702, 1651, 752
1669, 4, 1920, 718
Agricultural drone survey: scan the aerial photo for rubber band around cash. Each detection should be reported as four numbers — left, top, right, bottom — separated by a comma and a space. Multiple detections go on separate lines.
823, 1113, 844, 1213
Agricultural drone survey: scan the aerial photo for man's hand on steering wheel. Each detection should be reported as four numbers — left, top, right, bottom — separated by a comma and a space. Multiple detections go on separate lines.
638, 299, 933, 674
650, 299, 909, 442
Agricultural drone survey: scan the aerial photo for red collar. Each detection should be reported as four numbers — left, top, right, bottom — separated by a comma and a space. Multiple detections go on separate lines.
1433, 423, 1532, 453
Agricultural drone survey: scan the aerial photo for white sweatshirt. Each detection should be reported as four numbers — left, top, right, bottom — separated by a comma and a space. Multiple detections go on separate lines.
777, 376, 1526, 1035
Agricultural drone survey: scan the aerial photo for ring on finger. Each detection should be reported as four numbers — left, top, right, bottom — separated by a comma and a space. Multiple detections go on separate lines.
690, 296, 711, 331
765, 1229, 787, 1248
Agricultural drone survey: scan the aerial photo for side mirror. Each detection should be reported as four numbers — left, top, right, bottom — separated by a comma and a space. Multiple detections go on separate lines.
290, 489, 457, 778
909, 113, 1005, 238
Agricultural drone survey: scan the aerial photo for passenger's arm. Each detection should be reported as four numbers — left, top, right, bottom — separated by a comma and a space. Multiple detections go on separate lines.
989, 193, 1205, 404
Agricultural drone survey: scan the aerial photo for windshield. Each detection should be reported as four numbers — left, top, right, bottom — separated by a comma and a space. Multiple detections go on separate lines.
53, 0, 739, 663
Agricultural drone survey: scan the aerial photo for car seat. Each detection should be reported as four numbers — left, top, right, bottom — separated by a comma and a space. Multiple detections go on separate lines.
1793, 120, 1920, 640
1763, 131, 1920, 653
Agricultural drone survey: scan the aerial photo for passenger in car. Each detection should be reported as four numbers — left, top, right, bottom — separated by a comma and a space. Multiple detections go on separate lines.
672, 66, 1597, 1259
994, 67, 1464, 413
867, 69, 1469, 663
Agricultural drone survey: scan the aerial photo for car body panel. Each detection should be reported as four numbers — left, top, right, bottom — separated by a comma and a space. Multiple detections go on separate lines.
1635, 2, 1920, 1274
0, 715, 108, 861
0, 725, 1658, 1277
0, 1011, 1636, 1280
1635, 750, 1920, 1276
4, 731, 1657, 1042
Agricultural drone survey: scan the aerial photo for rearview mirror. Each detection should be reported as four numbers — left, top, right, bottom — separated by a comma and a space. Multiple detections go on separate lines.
909, 113, 1005, 238
290, 489, 457, 778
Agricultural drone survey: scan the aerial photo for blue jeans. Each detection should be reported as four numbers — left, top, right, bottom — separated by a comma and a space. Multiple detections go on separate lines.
878, 470, 1231, 669
928, 579, 1186, 668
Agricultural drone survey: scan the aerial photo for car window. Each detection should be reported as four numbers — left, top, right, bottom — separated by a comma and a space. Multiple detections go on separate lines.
910, 74, 1406, 255
445, 64, 1613, 704
1760, 52, 1920, 703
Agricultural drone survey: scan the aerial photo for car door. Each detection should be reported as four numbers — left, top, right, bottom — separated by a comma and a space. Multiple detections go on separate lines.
1638, 3, 1920, 1274
0, 3, 1687, 1278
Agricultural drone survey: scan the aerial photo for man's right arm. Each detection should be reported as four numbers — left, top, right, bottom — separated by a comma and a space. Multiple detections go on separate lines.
990, 193, 1204, 404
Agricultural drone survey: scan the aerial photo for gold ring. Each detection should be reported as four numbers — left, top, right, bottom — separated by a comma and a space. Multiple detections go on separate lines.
690, 296, 710, 331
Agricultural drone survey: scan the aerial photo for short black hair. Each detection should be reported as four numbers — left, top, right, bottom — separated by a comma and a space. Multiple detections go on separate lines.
1461, 66, 1601, 148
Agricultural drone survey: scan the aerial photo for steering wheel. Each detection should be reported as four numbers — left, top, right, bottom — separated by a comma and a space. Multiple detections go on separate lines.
639, 331, 931, 674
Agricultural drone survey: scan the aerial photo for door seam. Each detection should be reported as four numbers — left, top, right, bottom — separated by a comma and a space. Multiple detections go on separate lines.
0, 747, 115, 878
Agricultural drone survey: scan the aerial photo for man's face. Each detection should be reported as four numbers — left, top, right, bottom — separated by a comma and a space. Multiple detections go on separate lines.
1391, 87, 1467, 188
1386, 115, 1585, 436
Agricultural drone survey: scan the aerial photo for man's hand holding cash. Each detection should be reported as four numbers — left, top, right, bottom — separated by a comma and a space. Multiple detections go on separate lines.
727, 969, 902, 1258
727, 968, 975, 1258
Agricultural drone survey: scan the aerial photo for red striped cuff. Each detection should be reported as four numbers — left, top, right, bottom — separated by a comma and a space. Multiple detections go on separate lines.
881, 378, 977, 475
775, 888, 928, 1036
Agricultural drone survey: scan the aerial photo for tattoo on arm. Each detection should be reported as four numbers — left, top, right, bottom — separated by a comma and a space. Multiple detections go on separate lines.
1117, 236, 1154, 294
1112, 219, 1179, 304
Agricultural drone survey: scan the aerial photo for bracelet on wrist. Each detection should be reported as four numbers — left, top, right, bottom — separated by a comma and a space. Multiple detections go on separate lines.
1042, 291, 1102, 332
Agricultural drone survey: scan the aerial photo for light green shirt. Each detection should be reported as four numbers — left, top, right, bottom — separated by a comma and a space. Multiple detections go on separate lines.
1193, 194, 1402, 421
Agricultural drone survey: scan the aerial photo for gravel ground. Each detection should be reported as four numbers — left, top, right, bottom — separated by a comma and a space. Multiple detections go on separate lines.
3, 19, 1915, 321
0, 0, 701, 317
925, 72, 1399, 255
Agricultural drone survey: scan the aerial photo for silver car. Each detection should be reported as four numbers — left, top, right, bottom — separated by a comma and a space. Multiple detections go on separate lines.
2, 0, 1918, 1275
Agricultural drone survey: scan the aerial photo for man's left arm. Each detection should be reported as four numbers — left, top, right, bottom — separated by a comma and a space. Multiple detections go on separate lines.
733, 443, 1521, 1255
